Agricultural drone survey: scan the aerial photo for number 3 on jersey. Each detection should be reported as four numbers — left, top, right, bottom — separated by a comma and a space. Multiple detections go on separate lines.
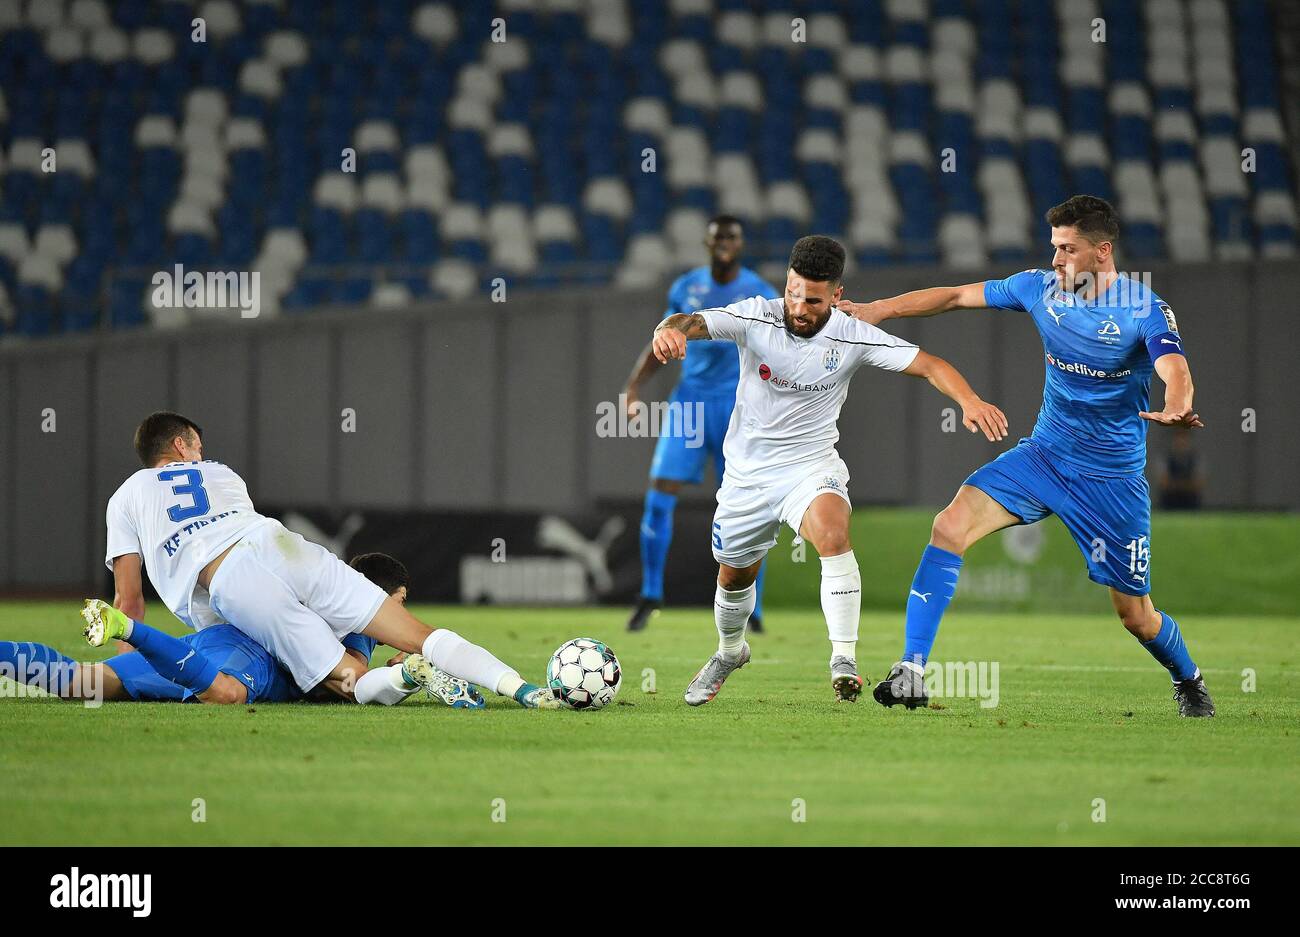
159, 468, 211, 522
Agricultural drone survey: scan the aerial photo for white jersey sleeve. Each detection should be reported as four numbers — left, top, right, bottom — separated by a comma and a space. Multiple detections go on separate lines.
844, 317, 921, 373
105, 490, 142, 566
698, 296, 773, 346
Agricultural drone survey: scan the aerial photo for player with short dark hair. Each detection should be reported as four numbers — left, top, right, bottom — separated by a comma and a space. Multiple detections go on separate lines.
840, 194, 1214, 717
347, 552, 410, 602
133, 411, 203, 467
622, 216, 780, 633
651, 235, 1007, 704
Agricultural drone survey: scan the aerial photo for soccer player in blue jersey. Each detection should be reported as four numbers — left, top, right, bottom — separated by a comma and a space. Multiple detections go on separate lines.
840, 195, 1214, 717
622, 216, 780, 632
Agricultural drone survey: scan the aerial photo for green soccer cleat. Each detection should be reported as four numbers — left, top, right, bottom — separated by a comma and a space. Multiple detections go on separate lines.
81, 599, 131, 648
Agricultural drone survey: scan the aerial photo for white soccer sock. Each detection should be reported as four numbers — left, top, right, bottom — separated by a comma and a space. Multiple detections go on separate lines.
715, 583, 755, 660
355, 665, 419, 706
821, 550, 861, 663
422, 629, 519, 697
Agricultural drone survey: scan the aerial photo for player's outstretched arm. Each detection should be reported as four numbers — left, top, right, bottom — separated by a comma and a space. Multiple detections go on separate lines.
111, 554, 146, 621
838, 282, 989, 326
651, 313, 711, 362
904, 350, 1009, 442
622, 341, 664, 418
1140, 353, 1204, 428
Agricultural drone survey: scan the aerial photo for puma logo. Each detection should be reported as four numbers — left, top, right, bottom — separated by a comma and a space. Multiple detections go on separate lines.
1047, 307, 1067, 326
910, 590, 932, 603
176, 649, 196, 671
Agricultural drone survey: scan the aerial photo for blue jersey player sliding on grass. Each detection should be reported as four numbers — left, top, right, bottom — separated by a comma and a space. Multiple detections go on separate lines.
622, 215, 779, 633
839, 195, 1214, 717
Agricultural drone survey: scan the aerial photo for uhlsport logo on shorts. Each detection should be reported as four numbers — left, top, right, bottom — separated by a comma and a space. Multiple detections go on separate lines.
49, 867, 152, 917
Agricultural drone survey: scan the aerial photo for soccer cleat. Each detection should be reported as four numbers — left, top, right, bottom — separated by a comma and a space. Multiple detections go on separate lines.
830, 656, 864, 702
515, 683, 563, 709
626, 597, 661, 632
80, 599, 130, 648
1172, 674, 1215, 717
400, 654, 485, 709
748, 612, 764, 634
684, 642, 751, 706
873, 662, 930, 710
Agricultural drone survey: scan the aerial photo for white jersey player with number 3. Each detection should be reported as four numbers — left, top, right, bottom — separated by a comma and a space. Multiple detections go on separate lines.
102, 413, 562, 708
650, 236, 1009, 707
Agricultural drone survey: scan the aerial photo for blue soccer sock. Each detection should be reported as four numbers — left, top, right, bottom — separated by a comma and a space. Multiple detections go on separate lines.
1140, 610, 1198, 682
0, 641, 81, 696
901, 545, 964, 667
639, 487, 677, 601
752, 559, 767, 620
125, 620, 221, 695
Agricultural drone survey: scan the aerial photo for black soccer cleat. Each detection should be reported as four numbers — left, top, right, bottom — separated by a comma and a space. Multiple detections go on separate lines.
748, 612, 764, 634
626, 597, 661, 632
872, 662, 930, 710
1172, 674, 1215, 717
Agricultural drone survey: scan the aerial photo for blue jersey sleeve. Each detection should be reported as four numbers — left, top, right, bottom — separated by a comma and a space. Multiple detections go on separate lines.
984, 269, 1049, 312
1139, 298, 1186, 362
663, 275, 687, 320
756, 277, 780, 300
341, 632, 378, 662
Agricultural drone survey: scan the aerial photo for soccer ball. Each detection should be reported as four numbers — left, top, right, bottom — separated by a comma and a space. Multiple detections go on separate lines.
547, 638, 621, 710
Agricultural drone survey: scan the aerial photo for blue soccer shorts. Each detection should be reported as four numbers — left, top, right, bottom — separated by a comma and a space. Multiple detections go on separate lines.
648, 388, 735, 486
104, 624, 301, 703
963, 438, 1153, 596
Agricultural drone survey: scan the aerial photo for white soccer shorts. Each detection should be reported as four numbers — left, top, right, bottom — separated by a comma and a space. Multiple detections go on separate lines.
710, 457, 853, 568
207, 521, 388, 692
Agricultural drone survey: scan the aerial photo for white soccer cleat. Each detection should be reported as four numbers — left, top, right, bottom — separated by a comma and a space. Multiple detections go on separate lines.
684, 642, 751, 706
400, 654, 485, 709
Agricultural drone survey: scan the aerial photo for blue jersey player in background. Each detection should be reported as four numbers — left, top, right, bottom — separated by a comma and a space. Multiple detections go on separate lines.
622, 216, 780, 633
840, 195, 1214, 717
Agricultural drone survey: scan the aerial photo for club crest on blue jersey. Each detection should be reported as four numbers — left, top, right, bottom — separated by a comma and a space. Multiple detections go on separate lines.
1157, 301, 1179, 333
822, 346, 843, 373
1096, 317, 1122, 343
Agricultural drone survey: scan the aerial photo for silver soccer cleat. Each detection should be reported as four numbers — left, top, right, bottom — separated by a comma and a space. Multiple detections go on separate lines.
684, 642, 751, 706
830, 655, 865, 702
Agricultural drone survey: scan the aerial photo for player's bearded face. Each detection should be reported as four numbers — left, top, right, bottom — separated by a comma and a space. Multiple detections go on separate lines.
1051, 225, 1105, 294
783, 273, 842, 337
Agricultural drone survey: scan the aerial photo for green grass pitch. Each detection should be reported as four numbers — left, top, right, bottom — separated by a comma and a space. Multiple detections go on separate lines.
1, 600, 1297, 845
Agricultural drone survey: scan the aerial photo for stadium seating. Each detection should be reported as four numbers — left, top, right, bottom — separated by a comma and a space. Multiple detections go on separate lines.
0, 0, 1295, 334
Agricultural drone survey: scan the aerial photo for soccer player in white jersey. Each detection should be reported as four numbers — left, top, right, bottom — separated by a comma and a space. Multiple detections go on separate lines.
102, 412, 560, 708
650, 236, 1009, 704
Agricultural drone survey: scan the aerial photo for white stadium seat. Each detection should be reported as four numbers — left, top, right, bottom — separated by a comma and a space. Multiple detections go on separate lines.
88, 26, 129, 63
264, 30, 309, 68
412, 3, 458, 46
313, 173, 360, 213
361, 174, 405, 213
583, 178, 633, 221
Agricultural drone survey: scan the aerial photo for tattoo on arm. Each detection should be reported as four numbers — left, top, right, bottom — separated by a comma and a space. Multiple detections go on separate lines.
656, 312, 711, 339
